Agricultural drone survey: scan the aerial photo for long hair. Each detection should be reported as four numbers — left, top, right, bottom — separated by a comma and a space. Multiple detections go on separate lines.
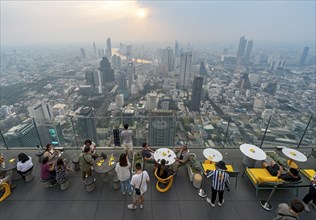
45, 144, 51, 152
119, 153, 128, 167
56, 158, 64, 169
159, 159, 166, 177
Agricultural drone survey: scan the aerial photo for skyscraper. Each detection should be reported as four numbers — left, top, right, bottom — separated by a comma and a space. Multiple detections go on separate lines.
118, 71, 127, 90
175, 40, 179, 57
148, 110, 175, 147
179, 52, 192, 89
161, 47, 174, 76
28, 100, 54, 124
199, 61, 207, 76
106, 37, 112, 60
244, 40, 253, 64
99, 57, 115, 83
236, 36, 247, 65
80, 48, 86, 59
78, 106, 98, 144
299, 46, 309, 67
125, 62, 135, 90
93, 41, 97, 58
191, 76, 204, 112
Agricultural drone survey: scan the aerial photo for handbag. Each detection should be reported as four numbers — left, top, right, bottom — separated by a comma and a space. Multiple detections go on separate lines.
134, 172, 143, 195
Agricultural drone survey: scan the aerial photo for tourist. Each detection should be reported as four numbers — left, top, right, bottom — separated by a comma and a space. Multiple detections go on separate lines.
302, 173, 316, 212
115, 153, 132, 195
16, 153, 33, 180
121, 124, 133, 159
273, 199, 304, 220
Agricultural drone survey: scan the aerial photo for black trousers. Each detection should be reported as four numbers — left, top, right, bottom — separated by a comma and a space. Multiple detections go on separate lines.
302, 185, 316, 204
211, 187, 224, 203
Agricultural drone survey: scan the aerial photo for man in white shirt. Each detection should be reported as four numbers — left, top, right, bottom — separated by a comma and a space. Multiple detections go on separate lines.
127, 163, 150, 210
121, 124, 133, 159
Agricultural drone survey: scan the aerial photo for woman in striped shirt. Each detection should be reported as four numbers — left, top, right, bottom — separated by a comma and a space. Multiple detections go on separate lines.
206, 161, 230, 207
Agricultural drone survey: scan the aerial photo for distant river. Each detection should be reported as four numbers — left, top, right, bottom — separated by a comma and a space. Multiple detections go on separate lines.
112, 48, 152, 64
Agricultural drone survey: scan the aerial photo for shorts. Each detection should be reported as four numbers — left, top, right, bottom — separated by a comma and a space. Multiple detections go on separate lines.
123, 143, 133, 152
266, 164, 280, 176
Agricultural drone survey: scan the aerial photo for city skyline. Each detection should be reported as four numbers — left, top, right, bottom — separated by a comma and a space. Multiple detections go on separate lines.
1, 1, 315, 46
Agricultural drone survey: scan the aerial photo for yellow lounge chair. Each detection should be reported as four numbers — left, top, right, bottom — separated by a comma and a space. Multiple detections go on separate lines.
0, 182, 11, 202
154, 168, 174, 193
300, 169, 316, 181
245, 168, 302, 197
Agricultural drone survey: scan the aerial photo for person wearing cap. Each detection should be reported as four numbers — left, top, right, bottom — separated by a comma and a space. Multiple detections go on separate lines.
205, 161, 230, 208
262, 161, 301, 182
273, 199, 304, 220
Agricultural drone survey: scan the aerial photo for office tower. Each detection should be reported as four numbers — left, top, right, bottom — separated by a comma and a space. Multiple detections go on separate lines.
179, 52, 192, 89
126, 45, 132, 60
299, 47, 309, 67
118, 71, 127, 90
175, 40, 179, 57
112, 54, 117, 69
3, 119, 41, 148
115, 94, 124, 107
28, 100, 54, 124
199, 61, 207, 76
80, 48, 86, 59
263, 82, 277, 95
239, 73, 251, 89
113, 128, 121, 146
161, 47, 174, 76
125, 62, 135, 90
117, 56, 121, 70
148, 110, 175, 147
98, 49, 104, 58
236, 36, 247, 65
146, 92, 158, 110
93, 41, 97, 58
122, 108, 134, 127
191, 76, 204, 112
106, 37, 112, 60
78, 106, 98, 144
244, 40, 253, 64
99, 57, 115, 82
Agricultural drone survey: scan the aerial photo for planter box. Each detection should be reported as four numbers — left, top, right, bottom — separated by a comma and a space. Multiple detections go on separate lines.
186, 153, 197, 182
132, 151, 143, 174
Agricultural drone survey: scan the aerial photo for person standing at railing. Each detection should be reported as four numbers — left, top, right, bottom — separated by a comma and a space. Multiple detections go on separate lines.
81, 139, 98, 160
79, 146, 95, 181
302, 173, 316, 212
121, 124, 133, 159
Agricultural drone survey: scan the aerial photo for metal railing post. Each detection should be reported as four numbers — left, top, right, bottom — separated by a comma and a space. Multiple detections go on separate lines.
0, 130, 9, 150
297, 115, 313, 148
260, 116, 272, 148
223, 116, 231, 148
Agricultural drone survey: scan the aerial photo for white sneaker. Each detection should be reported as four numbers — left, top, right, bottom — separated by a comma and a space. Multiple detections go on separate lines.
303, 202, 310, 212
218, 200, 224, 207
206, 198, 215, 207
122, 191, 126, 195
140, 204, 144, 209
128, 191, 133, 195
310, 202, 316, 210
127, 204, 137, 210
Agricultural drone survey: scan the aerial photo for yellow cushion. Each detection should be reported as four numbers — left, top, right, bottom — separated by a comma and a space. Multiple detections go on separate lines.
246, 168, 284, 184
287, 160, 299, 169
301, 169, 316, 181
202, 163, 234, 172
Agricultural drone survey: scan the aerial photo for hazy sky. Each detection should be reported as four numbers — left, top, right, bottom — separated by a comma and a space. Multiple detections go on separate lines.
1, 1, 315, 46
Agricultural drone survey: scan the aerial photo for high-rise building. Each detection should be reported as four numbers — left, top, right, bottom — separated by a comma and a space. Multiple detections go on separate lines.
179, 52, 192, 89
3, 119, 41, 148
115, 94, 124, 107
93, 41, 97, 58
161, 47, 174, 76
118, 71, 127, 90
80, 48, 86, 60
199, 61, 207, 76
28, 100, 54, 124
106, 37, 112, 60
299, 46, 309, 67
191, 76, 204, 112
125, 62, 135, 90
117, 56, 122, 70
149, 110, 175, 147
77, 106, 98, 144
236, 36, 247, 65
52, 104, 66, 117
146, 92, 158, 111
122, 108, 134, 127
126, 45, 132, 60
175, 40, 179, 57
244, 40, 253, 64
239, 73, 251, 89
99, 57, 115, 83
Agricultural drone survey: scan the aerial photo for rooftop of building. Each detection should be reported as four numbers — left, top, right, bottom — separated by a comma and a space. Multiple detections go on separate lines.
0, 147, 315, 220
